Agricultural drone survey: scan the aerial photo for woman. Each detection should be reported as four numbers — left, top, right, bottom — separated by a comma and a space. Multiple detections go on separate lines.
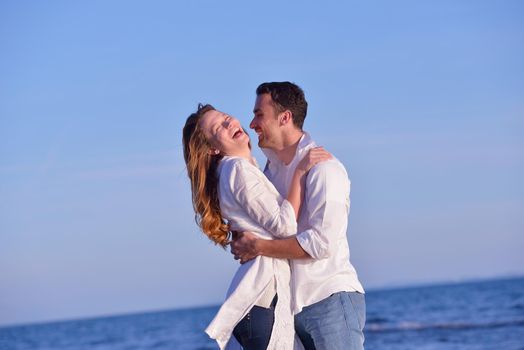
182, 104, 330, 349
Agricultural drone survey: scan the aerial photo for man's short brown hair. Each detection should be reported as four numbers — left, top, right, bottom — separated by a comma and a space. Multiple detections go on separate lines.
256, 82, 308, 130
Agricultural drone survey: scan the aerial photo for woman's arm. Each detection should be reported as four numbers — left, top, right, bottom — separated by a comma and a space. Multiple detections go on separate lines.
228, 160, 298, 238
286, 147, 332, 219
227, 148, 330, 239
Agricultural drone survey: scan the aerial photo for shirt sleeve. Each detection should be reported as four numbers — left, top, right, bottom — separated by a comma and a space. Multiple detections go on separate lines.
229, 160, 297, 238
296, 160, 350, 259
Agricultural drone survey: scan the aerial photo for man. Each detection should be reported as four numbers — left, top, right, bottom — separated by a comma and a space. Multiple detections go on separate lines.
231, 82, 366, 349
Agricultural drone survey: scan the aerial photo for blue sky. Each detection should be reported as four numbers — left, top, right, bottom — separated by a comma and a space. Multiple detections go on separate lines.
1, 0, 523, 327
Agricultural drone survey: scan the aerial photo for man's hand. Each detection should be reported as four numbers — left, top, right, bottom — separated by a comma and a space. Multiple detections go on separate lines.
230, 231, 259, 264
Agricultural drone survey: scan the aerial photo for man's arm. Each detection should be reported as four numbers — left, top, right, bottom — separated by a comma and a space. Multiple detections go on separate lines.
231, 231, 310, 263
232, 160, 350, 263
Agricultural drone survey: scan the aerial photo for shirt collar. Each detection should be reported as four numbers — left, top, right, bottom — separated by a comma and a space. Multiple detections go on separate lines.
261, 131, 316, 166
220, 154, 260, 169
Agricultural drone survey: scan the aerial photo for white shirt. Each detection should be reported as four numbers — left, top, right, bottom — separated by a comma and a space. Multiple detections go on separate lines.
262, 132, 365, 314
205, 156, 302, 350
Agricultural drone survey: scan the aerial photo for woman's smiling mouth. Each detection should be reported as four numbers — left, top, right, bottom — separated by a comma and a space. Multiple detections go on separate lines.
232, 128, 243, 138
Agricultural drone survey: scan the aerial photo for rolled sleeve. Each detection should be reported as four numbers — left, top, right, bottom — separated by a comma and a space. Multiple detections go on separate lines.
296, 160, 350, 260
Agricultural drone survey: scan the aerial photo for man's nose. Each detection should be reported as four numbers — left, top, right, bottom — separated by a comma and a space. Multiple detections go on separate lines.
249, 118, 255, 129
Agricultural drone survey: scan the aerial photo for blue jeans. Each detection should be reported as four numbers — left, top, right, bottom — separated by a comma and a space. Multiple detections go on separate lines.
295, 291, 366, 350
233, 295, 277, 350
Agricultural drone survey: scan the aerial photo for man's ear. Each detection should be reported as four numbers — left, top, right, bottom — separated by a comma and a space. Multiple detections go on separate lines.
207, 148, 220, 155
279, 110, 293, 126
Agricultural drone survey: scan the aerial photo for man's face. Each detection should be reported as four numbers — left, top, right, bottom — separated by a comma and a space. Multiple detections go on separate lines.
250, 93, 281, 149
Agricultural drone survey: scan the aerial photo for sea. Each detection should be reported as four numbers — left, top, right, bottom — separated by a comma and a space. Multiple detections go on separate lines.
1, 277, 523, 350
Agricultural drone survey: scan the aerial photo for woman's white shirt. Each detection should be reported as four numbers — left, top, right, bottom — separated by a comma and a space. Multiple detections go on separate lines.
217, 156, 297, 239
205, 156, 302, 350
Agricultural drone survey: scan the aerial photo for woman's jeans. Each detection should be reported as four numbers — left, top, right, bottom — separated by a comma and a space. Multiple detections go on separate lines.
294, 291, 366, 350
233, 295, 278, 350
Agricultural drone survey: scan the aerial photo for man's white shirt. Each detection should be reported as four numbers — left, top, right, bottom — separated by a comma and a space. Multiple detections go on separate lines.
262, 132, 365, 314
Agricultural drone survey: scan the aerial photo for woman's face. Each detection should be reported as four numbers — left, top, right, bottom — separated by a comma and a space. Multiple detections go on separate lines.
199, 109, 249, 156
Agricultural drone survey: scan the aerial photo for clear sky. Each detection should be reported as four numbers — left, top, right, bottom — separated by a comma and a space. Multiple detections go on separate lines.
1, 0, 523, 327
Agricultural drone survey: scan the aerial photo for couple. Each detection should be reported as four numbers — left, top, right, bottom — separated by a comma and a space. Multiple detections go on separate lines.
183, 82, 365, 350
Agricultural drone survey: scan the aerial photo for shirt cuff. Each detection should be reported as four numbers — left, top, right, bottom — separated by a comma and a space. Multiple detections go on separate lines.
296, 230, 329, 260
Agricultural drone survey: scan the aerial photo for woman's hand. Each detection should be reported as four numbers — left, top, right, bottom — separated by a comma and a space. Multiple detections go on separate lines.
296, 146, 332, 173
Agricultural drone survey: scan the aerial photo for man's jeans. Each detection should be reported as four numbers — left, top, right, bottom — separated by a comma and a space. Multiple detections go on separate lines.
295, 291, 366, 350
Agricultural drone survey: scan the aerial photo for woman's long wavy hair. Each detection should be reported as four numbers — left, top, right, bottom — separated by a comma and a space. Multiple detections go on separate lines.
182, 104, 230, 247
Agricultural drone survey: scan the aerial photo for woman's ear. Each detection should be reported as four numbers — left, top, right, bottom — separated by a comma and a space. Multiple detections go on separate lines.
207, 148, 220, 155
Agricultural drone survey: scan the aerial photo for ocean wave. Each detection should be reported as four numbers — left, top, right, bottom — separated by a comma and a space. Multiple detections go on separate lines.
366, 319, 524, 333
366, 317, 389, 324
513, 303, 524, 310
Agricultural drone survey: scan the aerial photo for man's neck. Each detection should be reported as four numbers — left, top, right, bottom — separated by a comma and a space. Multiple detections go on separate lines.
274, 130, 304, 165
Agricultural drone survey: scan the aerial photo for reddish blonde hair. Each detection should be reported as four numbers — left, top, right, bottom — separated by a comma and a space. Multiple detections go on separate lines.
182, 104, 230, 247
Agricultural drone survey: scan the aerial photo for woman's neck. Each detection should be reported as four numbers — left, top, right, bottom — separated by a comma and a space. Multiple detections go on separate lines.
225, 148, 253, 164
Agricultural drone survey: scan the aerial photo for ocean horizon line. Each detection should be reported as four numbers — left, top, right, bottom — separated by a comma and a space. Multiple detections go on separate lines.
2, 274, 522, 330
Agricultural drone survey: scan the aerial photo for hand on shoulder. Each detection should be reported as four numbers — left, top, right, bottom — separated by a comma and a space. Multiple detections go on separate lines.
296, 146, 333, 173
